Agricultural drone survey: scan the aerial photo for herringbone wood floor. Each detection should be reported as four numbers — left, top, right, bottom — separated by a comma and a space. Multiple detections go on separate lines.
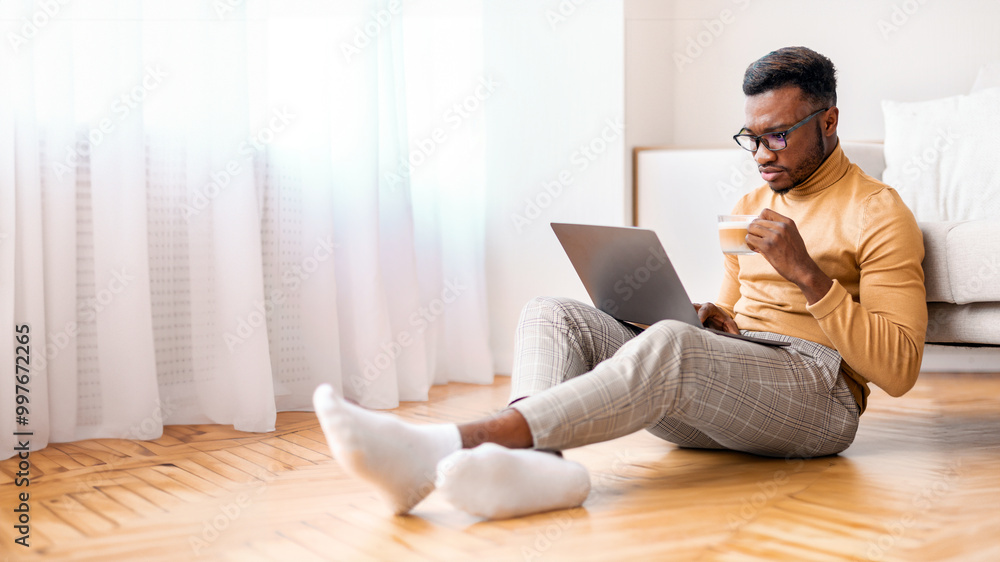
2, 372, 1000, 561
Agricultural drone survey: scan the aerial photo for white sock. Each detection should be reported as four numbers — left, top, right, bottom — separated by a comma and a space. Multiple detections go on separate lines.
312, 384, 461, 515
435, 443, 591, 520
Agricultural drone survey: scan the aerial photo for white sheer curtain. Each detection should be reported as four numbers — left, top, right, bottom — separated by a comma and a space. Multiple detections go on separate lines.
1, 0, 493, 460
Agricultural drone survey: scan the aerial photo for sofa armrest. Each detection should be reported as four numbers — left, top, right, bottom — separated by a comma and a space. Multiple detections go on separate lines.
921, 220, 1000, 304
841, 141, 886, 180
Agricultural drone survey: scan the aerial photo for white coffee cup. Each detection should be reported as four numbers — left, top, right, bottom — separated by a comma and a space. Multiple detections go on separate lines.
718, 214, 757, 255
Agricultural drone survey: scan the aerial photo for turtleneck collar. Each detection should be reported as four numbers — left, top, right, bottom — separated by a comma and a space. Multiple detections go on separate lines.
783, 140, 849, 200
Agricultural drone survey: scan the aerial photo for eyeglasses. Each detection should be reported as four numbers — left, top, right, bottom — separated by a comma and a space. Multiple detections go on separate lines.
733, 108, 828, 152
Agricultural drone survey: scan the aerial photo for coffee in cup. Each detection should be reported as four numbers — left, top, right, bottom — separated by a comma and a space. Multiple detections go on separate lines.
718, 215, 757, 255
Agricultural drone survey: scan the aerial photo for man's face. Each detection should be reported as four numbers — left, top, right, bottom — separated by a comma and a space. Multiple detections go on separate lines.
742, 86, 830, 194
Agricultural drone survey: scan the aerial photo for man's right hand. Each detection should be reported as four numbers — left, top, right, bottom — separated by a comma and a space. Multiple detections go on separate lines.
694, 302, 740, 335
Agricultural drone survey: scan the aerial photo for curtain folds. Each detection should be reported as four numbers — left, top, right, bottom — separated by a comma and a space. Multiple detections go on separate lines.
1, 0, 493, 460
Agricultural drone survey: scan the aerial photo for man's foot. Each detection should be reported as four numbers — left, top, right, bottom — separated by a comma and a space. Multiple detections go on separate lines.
312, 384, 461, 514
435, 443, 591, 520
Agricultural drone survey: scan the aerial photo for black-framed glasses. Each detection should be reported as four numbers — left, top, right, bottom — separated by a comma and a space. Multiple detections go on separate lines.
733, 108, 828, 152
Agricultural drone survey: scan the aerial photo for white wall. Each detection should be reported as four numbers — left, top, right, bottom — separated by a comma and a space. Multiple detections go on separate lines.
626, 0, 1000, 152
484, 0, 626, 374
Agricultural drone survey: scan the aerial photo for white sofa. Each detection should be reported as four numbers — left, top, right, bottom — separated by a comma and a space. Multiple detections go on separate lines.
634, 141, 1000, 372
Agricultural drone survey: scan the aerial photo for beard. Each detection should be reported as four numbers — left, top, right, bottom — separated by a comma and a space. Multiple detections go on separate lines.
769, 125, 827, 195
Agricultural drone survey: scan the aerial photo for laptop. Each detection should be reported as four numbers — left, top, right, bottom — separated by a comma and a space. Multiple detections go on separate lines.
551, 222, 789, 347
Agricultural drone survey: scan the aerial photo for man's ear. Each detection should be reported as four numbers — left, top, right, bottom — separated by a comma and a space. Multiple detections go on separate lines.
822, 106, 839, 137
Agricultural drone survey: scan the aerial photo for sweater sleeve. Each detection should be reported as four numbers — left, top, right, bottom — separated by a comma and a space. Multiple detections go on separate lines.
716, 254, 741, 319
805, 189, 927, 397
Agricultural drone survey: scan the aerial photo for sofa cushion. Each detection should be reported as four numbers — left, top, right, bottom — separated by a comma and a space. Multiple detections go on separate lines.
882, 87, 1000, 222
944, 221, 1000, 304
927, 302, 1000, 345
921, 220, 1000, 304
919, 221, 956, 303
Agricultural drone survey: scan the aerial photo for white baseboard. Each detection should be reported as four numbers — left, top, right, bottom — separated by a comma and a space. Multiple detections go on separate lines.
921, 344, 1000, 372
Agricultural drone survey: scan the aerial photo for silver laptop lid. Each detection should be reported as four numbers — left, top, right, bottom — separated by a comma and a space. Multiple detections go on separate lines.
550, 223, 702, 327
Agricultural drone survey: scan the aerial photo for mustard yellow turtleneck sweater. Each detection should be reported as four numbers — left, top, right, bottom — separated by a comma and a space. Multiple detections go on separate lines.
717, 142, 927, 413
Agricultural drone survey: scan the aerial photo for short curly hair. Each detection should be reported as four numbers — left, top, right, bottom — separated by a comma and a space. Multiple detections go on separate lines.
743, 46, 837, 108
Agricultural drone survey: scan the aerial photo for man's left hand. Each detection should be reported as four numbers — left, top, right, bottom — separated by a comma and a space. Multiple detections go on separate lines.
745, 208, 834, 305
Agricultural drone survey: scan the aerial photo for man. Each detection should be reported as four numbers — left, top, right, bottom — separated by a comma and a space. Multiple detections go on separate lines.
312, 46, 927, 520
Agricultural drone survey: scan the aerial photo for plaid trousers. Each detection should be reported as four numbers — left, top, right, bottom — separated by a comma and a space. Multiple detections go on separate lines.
509, 297, 860, 457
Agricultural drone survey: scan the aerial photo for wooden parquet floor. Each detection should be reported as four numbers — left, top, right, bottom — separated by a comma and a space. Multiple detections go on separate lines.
2, 372, 1000, 561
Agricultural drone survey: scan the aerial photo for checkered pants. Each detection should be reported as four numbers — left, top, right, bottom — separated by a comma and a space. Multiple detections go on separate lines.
509, 297, 860, 458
